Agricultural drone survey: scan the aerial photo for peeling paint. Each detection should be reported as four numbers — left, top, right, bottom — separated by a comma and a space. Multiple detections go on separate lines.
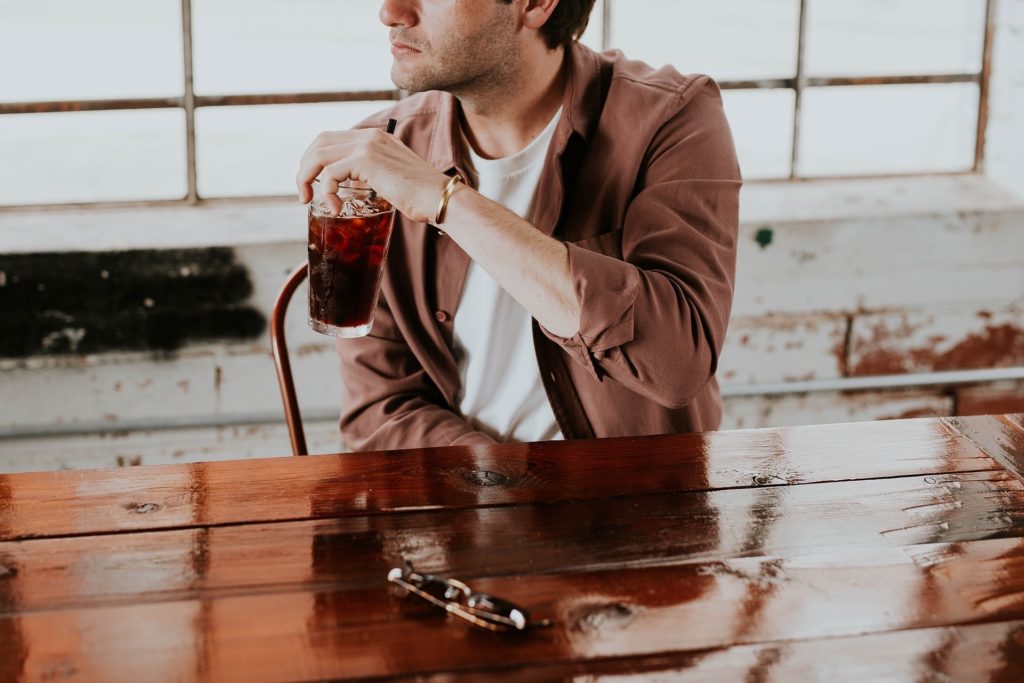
295, 343, 331, 358
878, 407, 948, 421
832, 316, 853, 378
721, 313, 849, 385
850, 322, 1024, 376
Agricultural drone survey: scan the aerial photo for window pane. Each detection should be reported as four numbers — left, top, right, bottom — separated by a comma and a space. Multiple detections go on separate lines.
722, 89, 794, 180
805, 0, 986, 77
579, 0, 605, 51
195, 102, 390, 197
797, 84, 978, 176
0, 0, 183, 102
192, 0, 393, 95
609, 0, 800, 80
0, 111, 187, 205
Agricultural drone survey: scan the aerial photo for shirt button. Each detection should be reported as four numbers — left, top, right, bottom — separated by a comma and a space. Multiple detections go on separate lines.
434, 310, 451, 323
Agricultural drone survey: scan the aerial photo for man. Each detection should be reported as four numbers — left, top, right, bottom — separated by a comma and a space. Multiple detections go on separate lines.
296, 0, 741, 451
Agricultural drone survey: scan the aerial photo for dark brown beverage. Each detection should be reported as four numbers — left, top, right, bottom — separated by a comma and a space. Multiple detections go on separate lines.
307, 203, 395, 337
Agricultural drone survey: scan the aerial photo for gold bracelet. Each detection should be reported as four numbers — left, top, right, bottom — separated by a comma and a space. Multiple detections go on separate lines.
433, 173, 465, 226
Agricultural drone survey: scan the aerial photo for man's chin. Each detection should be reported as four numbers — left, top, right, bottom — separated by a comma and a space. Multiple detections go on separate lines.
390, 66, 434, 94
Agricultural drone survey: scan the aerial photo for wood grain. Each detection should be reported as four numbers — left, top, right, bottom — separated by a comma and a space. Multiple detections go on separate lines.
2, 470, 1022, 615
945, 414, 1024, 482
3, 416, 1023, 681
403, 619, 1024, 682
4, 536, 1024, 682
0, 418, 993, 541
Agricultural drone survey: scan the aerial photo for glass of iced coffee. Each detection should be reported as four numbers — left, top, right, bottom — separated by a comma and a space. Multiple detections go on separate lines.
307, 181, 396, 337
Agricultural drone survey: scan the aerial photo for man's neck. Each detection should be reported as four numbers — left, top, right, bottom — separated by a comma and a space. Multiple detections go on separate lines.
457, 44, 567, 160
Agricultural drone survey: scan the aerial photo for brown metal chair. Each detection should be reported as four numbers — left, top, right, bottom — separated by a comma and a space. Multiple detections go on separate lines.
270, 262, 309, 456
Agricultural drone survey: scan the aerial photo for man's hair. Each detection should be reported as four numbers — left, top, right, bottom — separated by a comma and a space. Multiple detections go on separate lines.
500, 0, 598, 49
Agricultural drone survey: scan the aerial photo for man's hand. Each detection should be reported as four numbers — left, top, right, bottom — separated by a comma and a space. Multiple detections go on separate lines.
298, 128, 580, 339
296, 128, 449, 224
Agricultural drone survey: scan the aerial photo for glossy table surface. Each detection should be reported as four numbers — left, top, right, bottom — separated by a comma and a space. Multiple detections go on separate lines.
2, 414, 1024, 681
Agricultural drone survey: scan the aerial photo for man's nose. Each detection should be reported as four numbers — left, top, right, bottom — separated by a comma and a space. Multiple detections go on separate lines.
380, 0, 418, 29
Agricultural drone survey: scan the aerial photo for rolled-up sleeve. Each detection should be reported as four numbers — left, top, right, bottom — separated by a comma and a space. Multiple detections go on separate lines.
540, 78, 742, 409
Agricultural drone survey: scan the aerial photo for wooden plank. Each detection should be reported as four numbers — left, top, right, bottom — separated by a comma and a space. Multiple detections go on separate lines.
400, 620, 1024, 682
4, 536, 1024, 682
956, 384, 1024, 417
723, 388, 953, 430
0, 418, 349, 474
0, 418, 995, 541
731, 209, 1024, 318
3, 471, 1022, 615
944, 414, 1024, 482
717, 313, 847, 385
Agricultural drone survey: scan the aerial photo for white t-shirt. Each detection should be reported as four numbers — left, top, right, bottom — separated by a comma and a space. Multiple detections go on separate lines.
452, 108, 564, 443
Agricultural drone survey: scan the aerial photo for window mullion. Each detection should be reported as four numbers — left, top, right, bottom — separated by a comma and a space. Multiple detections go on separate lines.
790, 0, 809, 180
974, 0, 997, 172
602, 0, 612, 52
181, 0, 198, 203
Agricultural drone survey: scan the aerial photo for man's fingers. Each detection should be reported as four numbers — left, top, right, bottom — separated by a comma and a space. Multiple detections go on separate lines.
295, 142, 356, 202
299, 129, 352, 161
318, 159, 366, 215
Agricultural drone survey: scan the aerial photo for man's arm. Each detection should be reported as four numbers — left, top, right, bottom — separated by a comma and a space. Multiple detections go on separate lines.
336, 292, 496, 452
437, 80, 741, 409
296, 125, 581, 337
298, 78, 739, 414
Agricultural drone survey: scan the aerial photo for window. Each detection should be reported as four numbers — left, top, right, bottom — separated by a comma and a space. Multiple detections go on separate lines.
0, 0, 995, 207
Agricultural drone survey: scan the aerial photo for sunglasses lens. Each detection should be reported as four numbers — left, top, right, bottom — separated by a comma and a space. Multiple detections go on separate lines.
466, 593, 529, 629
417, 576, 452, 602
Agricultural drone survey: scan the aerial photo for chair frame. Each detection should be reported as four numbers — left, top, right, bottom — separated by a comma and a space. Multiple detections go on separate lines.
270, 262, 310, 456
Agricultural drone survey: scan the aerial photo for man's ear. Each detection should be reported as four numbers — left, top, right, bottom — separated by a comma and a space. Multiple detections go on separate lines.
521, 0, 561, 32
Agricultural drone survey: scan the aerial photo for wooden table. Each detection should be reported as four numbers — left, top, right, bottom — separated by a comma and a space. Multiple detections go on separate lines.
2, 414, 1024, 681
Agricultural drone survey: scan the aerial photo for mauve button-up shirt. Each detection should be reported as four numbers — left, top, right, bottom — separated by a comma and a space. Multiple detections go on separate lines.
336, 41, 742, 451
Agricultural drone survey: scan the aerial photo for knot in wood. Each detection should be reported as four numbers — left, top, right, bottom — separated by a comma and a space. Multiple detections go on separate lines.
464, 470, 509, 487
572, 601, 639, 634
127, 502, 161, 514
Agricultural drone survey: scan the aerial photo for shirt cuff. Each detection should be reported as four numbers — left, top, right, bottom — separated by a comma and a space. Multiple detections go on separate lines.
539, 242, 640, 379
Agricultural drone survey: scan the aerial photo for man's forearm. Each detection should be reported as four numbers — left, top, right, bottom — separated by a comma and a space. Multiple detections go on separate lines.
341, 391, 497, 451
439, 185, 581, 338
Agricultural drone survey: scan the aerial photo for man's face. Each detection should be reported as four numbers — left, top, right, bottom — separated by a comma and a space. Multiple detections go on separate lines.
380, 0, 521, 94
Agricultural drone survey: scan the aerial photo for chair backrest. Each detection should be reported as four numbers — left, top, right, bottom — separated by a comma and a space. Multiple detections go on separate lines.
270, 263, 309, 456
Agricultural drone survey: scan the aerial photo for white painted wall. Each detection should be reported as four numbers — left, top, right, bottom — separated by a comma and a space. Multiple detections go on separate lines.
2, 175, 1022, 473
987, 0, 1024, 198
2, 3, 1024, 473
